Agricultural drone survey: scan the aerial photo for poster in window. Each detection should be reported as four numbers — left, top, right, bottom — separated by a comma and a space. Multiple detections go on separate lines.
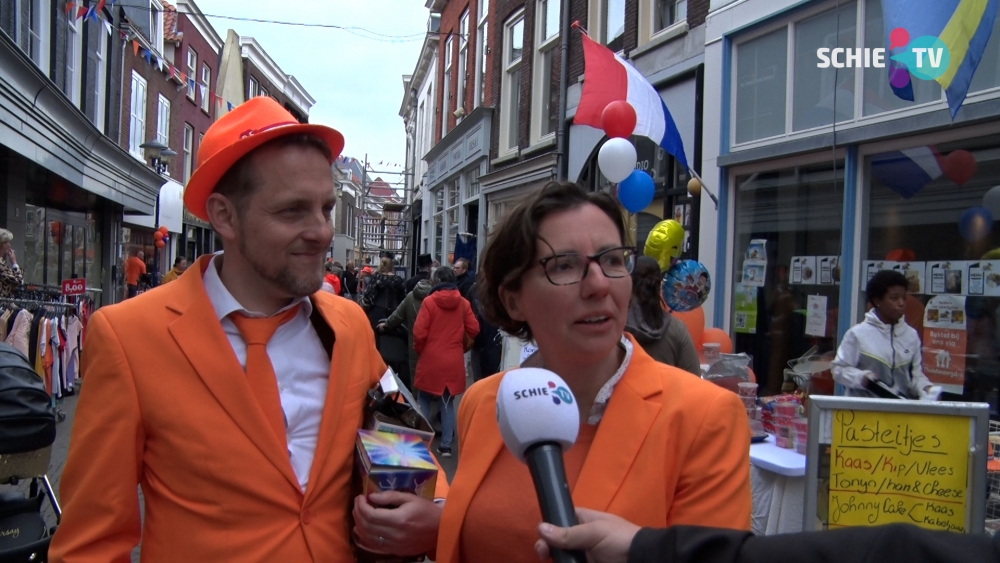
966, 260, 1000, 296
734, 283, 758, 334
791, 256, 817, 285
861, 260, 897, 291
673, 204, 691, 228
922, 295, 967, 392
892, 261, 926, 295
817, 256, 840, 285
741, 239, 767, 287
926, 261, 970, 295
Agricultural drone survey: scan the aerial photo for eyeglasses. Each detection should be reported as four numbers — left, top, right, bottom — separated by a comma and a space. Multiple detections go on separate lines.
538, 246, 637, 286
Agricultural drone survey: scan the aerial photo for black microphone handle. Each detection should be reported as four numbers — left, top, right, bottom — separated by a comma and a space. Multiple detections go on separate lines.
525, 442, 588, 563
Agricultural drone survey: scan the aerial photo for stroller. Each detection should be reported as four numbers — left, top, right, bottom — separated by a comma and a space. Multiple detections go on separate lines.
0, 344, 60, 562
376, 319, 411, 391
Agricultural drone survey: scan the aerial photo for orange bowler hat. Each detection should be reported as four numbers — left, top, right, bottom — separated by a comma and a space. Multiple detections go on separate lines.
183, 97, 345, 221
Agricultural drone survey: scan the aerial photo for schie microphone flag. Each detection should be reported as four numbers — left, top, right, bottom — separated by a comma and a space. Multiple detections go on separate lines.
882, 0, 999, 118
574, 33, 689, 170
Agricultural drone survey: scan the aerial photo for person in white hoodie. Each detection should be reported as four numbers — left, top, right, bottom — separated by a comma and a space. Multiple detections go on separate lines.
832, 269, 938, 400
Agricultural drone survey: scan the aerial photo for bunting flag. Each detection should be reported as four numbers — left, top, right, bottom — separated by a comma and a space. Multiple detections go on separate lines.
187, 77, 196, 91
199, 84, 208, 100
104, 20, 112, 36
144, 50, 152, 64
77, 6, 88, 19
132, 40, 140, 56
65, 2, 76, 15
97, 0, 106, 11
89, 7, 100, 23
227, 102, 234, 111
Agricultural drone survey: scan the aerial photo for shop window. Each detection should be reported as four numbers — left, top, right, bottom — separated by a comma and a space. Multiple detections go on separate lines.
23, 205, 44, 285
734, 28, 788, 144
792, 2, 856, 132
731, 161, 844, 396
861, 0, 941, 116
862, 133, 1000, 414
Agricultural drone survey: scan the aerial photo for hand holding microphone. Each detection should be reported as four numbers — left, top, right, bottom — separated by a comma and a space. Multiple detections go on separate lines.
497, 368, 587, 563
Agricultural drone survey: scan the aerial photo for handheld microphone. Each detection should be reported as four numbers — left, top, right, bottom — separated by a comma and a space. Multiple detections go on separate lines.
496, 368, 586, 563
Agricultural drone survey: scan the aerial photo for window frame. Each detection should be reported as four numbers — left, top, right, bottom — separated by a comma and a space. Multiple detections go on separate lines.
65, 11, 83, 106
156, 94, 171, 151
458, 10, 470, 119
638, 0, 688, 48
475, 0, 489, 108
531, 0, 561, 145
200, 64, 211, 113
129, 71, 148, 159
499, 10, 525, 155
183, 124, 194, 183
248, 76, 260, 100
93, 27, 108, 132
150, 0, 164, 54
442, 34, 454, 135
186, 48, 198, 101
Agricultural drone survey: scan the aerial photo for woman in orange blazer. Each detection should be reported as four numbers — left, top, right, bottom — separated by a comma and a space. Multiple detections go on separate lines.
435, 182, 751, 563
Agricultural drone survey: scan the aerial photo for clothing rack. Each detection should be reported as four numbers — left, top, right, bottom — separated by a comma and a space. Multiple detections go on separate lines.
0, 298, 75, 422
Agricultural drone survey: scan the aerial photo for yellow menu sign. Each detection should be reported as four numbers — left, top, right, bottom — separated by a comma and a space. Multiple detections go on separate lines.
829, 409, 970, 532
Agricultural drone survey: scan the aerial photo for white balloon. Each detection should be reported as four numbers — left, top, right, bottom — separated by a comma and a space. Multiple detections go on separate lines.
598, 138, 637, 183
984, 185, 1000, 218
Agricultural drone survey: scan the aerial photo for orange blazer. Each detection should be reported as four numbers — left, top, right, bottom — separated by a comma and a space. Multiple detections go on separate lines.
50, 255, 447, 563
436, 337, 752, 563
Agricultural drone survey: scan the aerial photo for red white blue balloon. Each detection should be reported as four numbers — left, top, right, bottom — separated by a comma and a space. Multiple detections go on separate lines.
598, 138, 637, 183
959, 206, 993, 242
617, 170, 655, 213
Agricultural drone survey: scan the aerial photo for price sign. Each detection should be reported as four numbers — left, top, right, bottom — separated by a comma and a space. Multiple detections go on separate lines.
61, 278, 86, 296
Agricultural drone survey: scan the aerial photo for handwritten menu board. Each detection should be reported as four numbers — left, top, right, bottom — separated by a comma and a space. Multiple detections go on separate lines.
829, 409, 970, 532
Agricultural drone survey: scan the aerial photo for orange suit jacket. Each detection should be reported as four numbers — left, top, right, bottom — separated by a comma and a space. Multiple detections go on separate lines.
436, 336, 752, 563
50, 256, 447, 562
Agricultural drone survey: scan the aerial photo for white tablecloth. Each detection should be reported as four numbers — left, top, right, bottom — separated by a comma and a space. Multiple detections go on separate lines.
750, 436, 807, 535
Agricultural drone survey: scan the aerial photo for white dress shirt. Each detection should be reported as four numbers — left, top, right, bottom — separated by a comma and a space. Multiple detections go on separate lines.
202, 254, 330, 491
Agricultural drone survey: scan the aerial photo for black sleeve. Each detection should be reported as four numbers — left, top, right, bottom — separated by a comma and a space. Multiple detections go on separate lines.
628, 524, 1000, 563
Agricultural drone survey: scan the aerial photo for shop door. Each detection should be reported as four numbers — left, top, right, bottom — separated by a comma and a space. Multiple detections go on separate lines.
44, 210, 89, 289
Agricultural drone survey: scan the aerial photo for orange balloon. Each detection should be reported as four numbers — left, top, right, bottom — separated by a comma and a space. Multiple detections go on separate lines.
671, 306, 705, 352
153, 231, 164, 241
702, 327, 734, 354
155, 240, 165, 249
159, 225, 169, 235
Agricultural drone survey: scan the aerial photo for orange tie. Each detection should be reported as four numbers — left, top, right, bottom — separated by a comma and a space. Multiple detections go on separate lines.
230, 305, 301, 445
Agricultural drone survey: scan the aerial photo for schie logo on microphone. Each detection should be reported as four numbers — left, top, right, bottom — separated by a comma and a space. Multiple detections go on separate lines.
513, 381, 575, 405
816, 27, 950, 85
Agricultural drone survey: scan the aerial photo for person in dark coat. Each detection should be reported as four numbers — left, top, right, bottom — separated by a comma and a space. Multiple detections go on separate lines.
412, 266, 479, 458
469, 281, 502, 381
343, 262, 358, 298
406, 253, 433, 295
453, 258, 476, 301
625, 256, 701, 375
534, 508, 1000, 563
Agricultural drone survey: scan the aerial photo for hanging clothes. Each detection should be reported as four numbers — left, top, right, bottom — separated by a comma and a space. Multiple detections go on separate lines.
5, 309, 32, 358
64, 315, 82, 391
454, 234, 477, 274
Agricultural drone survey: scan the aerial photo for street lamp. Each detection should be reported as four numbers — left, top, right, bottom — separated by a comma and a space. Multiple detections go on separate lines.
138, 138, 177, 284
139, 139, 177, 175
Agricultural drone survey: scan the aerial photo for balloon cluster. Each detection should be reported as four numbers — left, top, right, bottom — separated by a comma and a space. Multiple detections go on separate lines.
596, 101, 655, 214
643, 220, 712, 312
153, 225, 169, 249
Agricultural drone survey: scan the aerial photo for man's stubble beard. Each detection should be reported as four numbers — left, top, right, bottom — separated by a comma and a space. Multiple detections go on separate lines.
238, 227, 324, 297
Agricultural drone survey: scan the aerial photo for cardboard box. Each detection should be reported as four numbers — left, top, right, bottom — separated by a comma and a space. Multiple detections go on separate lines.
355, 430, 438, 501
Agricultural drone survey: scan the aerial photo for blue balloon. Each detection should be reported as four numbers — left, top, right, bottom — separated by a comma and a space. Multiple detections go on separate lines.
959, 206, 994, 242
618, 170, 655, 213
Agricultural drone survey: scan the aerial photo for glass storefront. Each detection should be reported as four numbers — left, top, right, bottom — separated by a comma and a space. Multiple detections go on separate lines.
23, 204, 102, 293
862, 132, 1000, 416
731, 161, 844, 395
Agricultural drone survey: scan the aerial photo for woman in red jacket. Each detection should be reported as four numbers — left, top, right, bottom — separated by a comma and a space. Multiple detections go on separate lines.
413, 265, 479, 458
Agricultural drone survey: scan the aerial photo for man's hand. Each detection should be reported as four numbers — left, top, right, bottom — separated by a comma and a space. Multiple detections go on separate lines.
7, 248, 16, 265
377, 323, 386, 332
534, 508, 640, 563
352, 491, 442, 556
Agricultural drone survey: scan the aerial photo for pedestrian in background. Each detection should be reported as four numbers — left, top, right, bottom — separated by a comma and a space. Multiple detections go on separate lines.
124, 250, 146, 298
412, 266, 479, 458
625, 256, 701, 375
160, 256, 188, 284
0, 229, 23, 299
379, 276, 433, 391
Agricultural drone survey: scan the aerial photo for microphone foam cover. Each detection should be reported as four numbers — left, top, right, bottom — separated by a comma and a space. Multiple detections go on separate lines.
496, 368, 580, 461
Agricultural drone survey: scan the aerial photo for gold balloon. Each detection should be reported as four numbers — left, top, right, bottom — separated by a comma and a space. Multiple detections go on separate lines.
687, 178, 702, 197
982, 248, 1000, 260
644, 219, 686, 271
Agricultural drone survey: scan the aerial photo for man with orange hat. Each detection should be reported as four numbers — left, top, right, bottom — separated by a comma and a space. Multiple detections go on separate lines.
51, 98, 447, 562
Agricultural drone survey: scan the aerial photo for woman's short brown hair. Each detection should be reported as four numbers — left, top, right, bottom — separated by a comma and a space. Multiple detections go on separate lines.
477, 181, 627, 341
